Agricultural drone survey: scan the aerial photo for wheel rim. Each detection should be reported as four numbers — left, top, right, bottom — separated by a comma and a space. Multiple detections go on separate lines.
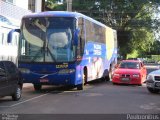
16, 87, 21, 99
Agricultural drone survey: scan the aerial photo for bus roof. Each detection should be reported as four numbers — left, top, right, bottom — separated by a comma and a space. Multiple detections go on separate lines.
23, 11, 107, 28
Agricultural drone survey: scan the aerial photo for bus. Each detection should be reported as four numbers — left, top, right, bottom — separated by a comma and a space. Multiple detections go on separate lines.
8, 11, 117, 90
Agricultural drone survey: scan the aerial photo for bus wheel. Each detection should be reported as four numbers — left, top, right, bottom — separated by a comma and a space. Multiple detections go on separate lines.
105, 72, 111, 81
77, 68, 87, 90
34, 84, 42, 91
77, 84, 83, 90
106, 68, 112, 81
105, 75, 110, 81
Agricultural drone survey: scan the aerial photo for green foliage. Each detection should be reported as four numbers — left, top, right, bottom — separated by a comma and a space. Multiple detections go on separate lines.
127, 50, 139, 59
45, 0, 65, 10
45, 0, 160, 58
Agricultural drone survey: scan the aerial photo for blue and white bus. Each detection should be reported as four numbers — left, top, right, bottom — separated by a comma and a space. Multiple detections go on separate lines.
8, 11, 117, 90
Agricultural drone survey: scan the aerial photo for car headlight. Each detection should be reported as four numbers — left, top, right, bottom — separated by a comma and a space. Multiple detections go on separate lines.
19, 68, 30, 74
147, 75, 153, 80
133, 74, 140, 78
58, 69, 75, 74
113, 73, 120, 77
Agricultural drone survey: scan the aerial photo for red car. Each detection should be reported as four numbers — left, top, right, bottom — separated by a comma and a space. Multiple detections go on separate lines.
112, 60, 147, 85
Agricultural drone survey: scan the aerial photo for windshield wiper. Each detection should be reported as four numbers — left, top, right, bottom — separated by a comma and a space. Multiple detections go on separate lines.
31, 48, 43, 62
31, 46, 56, 62
45, 40, 56, 62
46, 46, 56, 62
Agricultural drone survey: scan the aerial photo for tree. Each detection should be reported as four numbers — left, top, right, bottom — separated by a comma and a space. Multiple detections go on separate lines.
45, 0, 66, 10
45, 0, 160, 58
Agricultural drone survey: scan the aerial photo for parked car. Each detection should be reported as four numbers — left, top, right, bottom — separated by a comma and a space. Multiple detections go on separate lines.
0, 61, 23, 101
112, 60, 147, 85
146, 69, 160, 93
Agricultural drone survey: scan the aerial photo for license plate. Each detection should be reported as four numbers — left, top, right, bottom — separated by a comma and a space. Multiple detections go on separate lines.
40, 79, 49, 83
121, 78, 129, 81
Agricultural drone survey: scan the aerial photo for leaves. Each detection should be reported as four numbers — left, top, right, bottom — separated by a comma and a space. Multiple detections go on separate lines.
45, 0, 160, 58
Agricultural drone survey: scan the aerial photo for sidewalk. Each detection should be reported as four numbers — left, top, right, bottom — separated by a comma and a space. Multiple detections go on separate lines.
23, 83, 33, 88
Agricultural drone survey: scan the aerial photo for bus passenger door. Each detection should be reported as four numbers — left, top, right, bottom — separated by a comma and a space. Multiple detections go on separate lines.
77, 18, 88, 84
77, 17, 85, 61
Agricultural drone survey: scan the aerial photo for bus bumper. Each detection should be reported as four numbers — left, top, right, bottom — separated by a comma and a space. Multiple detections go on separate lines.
22, 73, 76, 86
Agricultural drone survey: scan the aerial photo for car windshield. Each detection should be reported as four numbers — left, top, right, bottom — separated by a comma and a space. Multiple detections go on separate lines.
119, 62, 140, 69
19, 17, 76, 63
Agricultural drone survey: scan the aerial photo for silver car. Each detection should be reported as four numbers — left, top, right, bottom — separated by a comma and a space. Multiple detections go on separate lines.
146, 69, 160, 93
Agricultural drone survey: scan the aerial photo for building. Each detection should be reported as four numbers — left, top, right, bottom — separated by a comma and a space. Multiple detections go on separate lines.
0, 0, 43, 64
0, 0, 43, 26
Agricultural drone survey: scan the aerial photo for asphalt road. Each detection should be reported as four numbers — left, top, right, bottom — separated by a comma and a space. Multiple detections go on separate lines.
0, 64, 160, 119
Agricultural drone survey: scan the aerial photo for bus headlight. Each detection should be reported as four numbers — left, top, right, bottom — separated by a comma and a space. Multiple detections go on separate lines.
58, 69, 75, 74
19, 68, 30, 74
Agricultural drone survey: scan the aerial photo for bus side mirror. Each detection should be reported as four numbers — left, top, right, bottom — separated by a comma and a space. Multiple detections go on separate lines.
7, 29, 20, 43
74, 28, 80, 45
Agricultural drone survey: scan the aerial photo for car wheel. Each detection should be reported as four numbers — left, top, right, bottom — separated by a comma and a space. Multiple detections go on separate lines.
147, 87, 160, 94
12, 85, 22, 101
112, 82, 117, 85
138, 84, 142, 86
34, 84, 42, 91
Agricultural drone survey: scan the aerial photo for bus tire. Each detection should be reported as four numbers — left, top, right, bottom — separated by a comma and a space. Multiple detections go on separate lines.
103, 69, 110, 81
105, 75, 110, 81
77, 84, 83, 90
105, 71, 111, 81
83, 67, 88, 85
34, 84, 42, 91
77, 68, 87, 90
101, 77, 106, 82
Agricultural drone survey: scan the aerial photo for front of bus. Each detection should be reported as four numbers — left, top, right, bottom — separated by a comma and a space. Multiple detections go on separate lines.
18, 12, 78, 89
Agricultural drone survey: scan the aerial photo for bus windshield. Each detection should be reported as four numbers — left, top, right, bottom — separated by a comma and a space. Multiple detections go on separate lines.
19, 17, 76, 63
